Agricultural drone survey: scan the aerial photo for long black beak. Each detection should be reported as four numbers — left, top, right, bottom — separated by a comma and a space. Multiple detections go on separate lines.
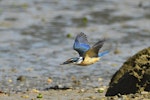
60, 60, 72, 65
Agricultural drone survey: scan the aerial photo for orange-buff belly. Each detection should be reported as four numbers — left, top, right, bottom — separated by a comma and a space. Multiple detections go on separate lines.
79, 57, 100, 66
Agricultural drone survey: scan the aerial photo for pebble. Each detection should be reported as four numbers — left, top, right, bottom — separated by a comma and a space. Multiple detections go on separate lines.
17, 76, 26, 82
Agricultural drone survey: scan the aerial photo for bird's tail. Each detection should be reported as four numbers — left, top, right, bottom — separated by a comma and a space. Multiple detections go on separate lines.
98, 50, 109, 57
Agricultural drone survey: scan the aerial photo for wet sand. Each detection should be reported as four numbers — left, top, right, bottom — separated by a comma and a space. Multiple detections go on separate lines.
0, 89, 150, 100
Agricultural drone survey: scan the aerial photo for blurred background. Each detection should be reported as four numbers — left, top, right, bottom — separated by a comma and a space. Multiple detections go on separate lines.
0, 0, 149, 92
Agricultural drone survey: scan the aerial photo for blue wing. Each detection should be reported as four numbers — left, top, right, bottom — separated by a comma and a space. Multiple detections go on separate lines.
98, 50, 109, 57
73, 32, 90, 57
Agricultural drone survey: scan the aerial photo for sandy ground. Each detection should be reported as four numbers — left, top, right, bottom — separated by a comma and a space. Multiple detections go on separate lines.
0, 88, 150, 100
0, 89, 105, 100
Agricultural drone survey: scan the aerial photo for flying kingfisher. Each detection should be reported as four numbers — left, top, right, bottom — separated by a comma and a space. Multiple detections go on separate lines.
62, 32, 109, 66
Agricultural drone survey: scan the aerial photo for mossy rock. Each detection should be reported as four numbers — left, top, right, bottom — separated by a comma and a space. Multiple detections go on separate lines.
106, 47, 150, 96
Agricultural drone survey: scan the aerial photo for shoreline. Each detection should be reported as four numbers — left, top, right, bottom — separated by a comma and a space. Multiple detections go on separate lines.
0, 88, 150, 100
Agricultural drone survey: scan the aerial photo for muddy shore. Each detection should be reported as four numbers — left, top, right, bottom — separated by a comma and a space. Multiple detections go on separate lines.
0, 0, 150, 99
0, 88, 150, 100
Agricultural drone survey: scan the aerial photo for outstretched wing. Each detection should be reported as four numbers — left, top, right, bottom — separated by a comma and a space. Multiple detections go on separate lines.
73, 32, 90, 57
84, 39, 105, 57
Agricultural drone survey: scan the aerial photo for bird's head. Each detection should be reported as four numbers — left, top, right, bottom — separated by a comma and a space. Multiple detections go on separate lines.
61, 57, 83, 65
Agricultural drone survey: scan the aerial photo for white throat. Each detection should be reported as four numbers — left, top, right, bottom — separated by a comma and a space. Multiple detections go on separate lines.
76, 57, 83, 64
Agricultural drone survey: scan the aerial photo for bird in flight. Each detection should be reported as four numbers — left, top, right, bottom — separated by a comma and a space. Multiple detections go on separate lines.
61, 32, 109, 66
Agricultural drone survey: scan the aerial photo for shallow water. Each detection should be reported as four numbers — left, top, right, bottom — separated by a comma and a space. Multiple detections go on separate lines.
0, 0, 150, 92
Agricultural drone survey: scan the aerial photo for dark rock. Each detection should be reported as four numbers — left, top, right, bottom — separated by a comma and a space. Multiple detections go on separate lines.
17, 76, 26, 82
44, 85, 70, 90
106, 47, 150, 96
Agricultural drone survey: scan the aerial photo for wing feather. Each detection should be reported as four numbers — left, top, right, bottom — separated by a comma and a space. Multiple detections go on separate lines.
84, 39, 105, 57
73, 32, 90, 57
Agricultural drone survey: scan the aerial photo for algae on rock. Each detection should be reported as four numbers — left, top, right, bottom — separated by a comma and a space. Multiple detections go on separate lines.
106, 47, 150, 96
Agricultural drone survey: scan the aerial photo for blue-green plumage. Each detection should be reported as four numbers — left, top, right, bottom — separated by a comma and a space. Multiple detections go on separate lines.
62, 32, 109, 66
73, 32, 90, 57
98, 50, 109, 57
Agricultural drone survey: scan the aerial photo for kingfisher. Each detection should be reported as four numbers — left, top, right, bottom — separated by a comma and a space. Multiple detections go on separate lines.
61, 32, 109, 66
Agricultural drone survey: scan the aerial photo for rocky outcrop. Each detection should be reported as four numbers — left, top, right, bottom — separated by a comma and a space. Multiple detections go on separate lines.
106, 47, 150, 96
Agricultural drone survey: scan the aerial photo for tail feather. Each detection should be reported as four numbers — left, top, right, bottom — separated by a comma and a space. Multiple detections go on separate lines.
98, 50, 109, 57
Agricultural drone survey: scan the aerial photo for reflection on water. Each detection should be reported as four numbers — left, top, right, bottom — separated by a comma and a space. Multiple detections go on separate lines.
0, 0, 150, 92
